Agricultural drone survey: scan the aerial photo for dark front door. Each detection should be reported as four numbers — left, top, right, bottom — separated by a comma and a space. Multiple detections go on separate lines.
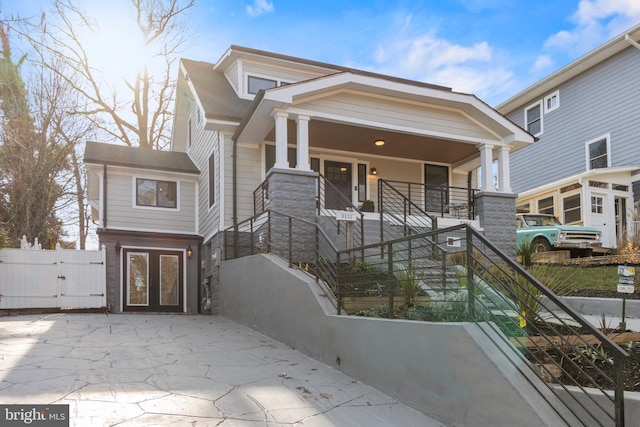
425, 164, 449, 213
324, 161, 352, 209
123, 249, 183, 312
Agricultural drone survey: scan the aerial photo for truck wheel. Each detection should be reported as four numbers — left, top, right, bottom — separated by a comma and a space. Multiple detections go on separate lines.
532, 237, 551, 253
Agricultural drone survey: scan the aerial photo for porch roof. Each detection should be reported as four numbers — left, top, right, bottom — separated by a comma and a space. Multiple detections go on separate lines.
234, 72, 534, 169
517, 164, 640, 199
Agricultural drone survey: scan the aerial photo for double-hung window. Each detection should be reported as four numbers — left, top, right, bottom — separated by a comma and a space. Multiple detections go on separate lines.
136, 179, 177, 208
563, 194, 581, 224
586, 135, 610, 170
525, 101, 542, 136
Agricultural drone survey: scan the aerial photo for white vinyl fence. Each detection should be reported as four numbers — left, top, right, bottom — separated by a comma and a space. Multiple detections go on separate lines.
0, 241, 106, 310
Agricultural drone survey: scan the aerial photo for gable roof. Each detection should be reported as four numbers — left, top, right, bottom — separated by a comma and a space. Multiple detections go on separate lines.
497, 23, 640, 113
84, 141, 200, 174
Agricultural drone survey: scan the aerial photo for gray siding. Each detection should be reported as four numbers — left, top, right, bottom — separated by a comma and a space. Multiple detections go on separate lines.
507, 46, 640, 193
106, 172, 197, 234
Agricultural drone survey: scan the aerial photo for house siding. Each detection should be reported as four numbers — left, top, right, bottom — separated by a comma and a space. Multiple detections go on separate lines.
508, 46, 640, 193
303, 93, 497, 141
105, 172, 196, 234
242, 61, 324, 85
229, 140, 262, 225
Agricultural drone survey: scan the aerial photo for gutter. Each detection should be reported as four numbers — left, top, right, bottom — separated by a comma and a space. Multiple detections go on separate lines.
625, 34, 640, 51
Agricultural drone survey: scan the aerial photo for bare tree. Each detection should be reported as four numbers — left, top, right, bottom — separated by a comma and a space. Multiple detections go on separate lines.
15, 0, 194, 149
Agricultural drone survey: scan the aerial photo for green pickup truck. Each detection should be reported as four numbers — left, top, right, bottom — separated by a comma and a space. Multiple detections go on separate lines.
516, 214, 603, 257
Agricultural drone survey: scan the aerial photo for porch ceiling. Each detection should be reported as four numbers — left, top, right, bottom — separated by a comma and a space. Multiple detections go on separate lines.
264, 119, 479, 165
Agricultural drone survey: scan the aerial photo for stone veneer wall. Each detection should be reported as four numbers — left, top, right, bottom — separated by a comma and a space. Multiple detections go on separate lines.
266, 168, 319, 264
474, 191, 517, 260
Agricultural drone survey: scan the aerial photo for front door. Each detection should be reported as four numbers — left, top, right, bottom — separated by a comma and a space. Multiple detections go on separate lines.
123, 249, 183, 312
425, 164, 449, 213
589, 192, 614, 249
324, 161, 352, 209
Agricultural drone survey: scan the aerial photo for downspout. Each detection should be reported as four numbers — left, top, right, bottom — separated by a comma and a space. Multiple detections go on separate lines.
103, 164, 108, 229
232, 136, 239, 258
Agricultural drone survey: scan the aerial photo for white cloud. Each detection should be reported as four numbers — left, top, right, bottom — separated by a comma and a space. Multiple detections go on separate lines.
533, 55, 553, 72
545, 0, 640, 52
371, 30, 513, 102
246, 0, 274, 17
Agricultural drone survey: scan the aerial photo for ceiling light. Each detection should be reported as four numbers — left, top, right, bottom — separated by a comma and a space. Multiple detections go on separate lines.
374, 139, 385, 146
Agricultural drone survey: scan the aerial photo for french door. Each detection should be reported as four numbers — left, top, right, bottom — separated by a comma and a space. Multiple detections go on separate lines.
123, 249, 183, 312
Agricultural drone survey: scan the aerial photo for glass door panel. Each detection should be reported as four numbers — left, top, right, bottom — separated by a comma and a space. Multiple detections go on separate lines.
160, 255, 179, 306
127, 253, 149, 306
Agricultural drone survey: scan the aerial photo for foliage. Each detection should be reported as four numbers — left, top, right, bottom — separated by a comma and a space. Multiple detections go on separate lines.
12, 0, 195, 149
486, 263, 574, 327
517, 240, 535, 268
0, 24, 70, 248
394, 260, 422, 307
360, 200, 374, 211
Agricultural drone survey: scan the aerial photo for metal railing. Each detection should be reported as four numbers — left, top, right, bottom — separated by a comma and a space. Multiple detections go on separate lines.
332, 224, 628, 427
379, 179, 477, 220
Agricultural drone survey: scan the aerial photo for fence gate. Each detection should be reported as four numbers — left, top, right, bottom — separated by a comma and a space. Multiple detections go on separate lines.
0, 243, 106, 310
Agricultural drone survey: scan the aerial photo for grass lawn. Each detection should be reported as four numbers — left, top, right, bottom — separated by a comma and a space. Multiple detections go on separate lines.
550, 265, 620, 292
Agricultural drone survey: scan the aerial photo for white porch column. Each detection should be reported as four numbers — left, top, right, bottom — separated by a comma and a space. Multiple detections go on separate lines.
479, 143, 495, 192
274, 111, 289, 169
497, 146, 511, 193
296, 115, 310, 171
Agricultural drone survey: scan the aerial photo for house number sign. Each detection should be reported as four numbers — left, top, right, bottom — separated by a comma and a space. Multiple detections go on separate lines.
336, 211, 358, 222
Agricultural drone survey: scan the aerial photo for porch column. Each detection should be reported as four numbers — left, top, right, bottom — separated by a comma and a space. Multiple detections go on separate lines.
479, 143, 495, 192
497, 146, 511, 193
296, 115, 311, 171
274, 111, 289, 169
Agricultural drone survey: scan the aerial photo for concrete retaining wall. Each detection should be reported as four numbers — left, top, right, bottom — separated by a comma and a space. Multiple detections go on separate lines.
220, 254, 575, 426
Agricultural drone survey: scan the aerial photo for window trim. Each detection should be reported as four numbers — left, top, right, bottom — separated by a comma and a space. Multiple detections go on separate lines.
524, 100, 543, 136
544, 90, 559, 113
208, 152, 216, 208
244, 72, 293, 97
584, 133, 611, 170
133, 177, 180, 211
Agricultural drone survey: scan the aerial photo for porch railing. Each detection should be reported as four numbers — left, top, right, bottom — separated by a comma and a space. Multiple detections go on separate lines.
379, 179, 477, 220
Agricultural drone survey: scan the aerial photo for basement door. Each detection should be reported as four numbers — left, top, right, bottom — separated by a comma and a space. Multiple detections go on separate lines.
123, 249, 183, 312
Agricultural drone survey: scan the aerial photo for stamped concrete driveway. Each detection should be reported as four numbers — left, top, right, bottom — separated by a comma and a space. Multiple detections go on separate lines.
0, 313, 444, 426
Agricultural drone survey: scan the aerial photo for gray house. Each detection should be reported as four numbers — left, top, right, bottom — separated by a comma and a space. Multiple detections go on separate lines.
497, 24, 640, 251
84, 45, 533, 314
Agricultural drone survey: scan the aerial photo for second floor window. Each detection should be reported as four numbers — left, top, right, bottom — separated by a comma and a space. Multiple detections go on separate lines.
136, 179, 177, 208
248, 76, 278, 94
588, 137, 609, 169
525, 102, 542, 136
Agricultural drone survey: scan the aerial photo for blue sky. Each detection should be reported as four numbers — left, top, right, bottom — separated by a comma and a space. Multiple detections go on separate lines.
5, 0, 640, 106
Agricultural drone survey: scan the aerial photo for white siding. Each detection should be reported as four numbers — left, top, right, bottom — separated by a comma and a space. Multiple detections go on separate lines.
106, 172, 197, 234
229, 139, 262, 225
301, 93, 497, 141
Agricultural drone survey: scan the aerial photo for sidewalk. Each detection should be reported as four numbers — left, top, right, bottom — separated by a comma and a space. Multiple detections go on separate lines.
0, 313, 445, 426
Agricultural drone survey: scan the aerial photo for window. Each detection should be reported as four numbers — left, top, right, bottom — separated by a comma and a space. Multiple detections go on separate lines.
136, 179, 177, 208
586, 136, 610, 170
209, 153, 215, 207
544, 91, 559, 113
563, 194, 581, 224
538, 196, 554, 215
516, 203, 530, 214
525, 101, 542, 136
591, 196, 603, 214
613, 184, 629, 192
248, 76, 277, 94
357, 164, 367, 202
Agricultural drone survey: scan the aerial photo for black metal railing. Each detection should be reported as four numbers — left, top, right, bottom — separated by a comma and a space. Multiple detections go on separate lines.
253, 180, 269, 216
379, 179, 477, 220
332, 224, 628, 427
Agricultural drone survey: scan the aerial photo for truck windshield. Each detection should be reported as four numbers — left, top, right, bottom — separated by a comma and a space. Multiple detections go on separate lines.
523, 215, 562, 227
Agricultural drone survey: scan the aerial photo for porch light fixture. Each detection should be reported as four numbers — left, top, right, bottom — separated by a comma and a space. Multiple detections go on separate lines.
374, 139, 385, 147
370, 167, 378, 175
187, 245, 193, 259
115, 241, 121, 255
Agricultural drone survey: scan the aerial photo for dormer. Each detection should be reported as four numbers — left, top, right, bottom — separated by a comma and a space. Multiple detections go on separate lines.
213, 45, 341, 100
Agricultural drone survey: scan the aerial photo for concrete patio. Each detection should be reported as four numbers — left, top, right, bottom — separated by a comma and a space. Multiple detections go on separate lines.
0, 313, 444, 426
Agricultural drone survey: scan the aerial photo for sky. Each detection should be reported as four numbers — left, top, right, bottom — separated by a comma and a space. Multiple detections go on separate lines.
3, 0, 640, 106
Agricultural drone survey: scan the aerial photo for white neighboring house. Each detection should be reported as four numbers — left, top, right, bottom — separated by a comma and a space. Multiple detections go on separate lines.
497, 24, 640, 251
